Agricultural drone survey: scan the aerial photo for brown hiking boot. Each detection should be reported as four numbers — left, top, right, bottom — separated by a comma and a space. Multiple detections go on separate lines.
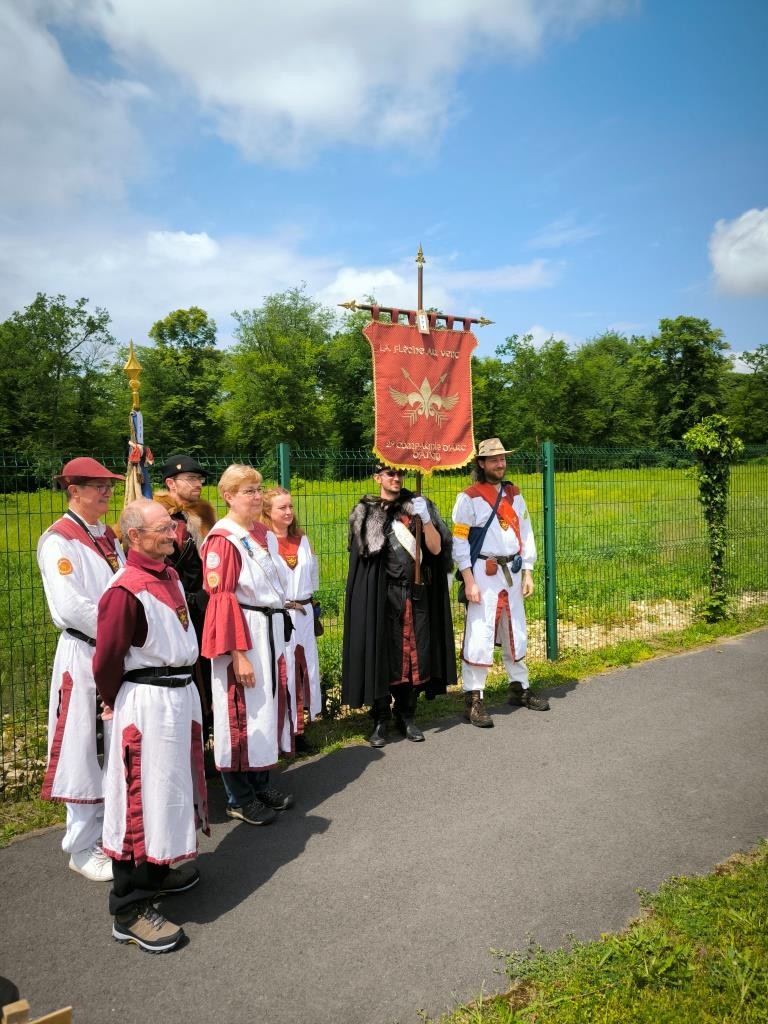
508, 681, 550, 711
464, 691, 493, 728
112, 900, 184, 953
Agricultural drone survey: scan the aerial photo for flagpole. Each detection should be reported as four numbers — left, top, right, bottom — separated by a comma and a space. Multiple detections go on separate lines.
413, 247, 425, 584
123, 341, 147, 505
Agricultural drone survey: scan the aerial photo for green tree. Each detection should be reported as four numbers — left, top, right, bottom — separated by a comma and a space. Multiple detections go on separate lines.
319, 308, 374, 449
0, 293, 115, 453
570, 332, 654, 446
724, 345, 768, 444
637, 316, 731, 443
137, 306, 225, 457
222, 287, 335, 454
492, 333, 578, 447
470, 354, 515, 445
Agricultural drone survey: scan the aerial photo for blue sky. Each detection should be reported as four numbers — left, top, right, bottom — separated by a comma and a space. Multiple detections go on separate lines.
1, 0, 766, 361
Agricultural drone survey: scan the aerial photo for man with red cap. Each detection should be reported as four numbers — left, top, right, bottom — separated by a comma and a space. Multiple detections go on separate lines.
37, 457, 126, 881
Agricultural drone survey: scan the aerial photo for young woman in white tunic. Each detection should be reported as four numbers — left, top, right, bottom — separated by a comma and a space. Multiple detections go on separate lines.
201, 465, 295, 826
263, 487, 322, 740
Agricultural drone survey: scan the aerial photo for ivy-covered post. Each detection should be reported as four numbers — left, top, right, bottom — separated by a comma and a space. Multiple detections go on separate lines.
682, 415, 744, 621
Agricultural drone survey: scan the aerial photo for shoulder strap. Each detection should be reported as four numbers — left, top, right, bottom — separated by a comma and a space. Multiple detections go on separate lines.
468, 487, 503, 566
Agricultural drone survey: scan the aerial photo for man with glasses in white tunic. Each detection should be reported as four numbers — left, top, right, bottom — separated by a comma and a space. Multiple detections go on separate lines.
94, 499, 208, 953
37, 457, 125, 882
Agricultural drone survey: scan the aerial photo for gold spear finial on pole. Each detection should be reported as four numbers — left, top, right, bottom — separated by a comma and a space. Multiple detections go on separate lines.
123, 340, 142, 412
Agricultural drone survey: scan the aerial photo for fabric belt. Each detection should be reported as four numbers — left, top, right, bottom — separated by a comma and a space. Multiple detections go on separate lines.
238, 604, 293, 695
123, 665, 195, 688
65, 627, 96, 647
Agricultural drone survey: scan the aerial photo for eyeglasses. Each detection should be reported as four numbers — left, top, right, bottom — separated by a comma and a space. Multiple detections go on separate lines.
176, 474, 205, 484
381, 470, 404, 478
137, 524, 176, 535
81, 481, 115, 494
237, 488, 262, 497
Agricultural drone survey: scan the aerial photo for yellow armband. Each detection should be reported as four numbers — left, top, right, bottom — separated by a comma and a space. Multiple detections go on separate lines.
452, 523, 470, 540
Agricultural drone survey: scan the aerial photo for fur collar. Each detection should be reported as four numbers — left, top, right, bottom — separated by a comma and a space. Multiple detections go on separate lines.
153, 491, 217, 551
348, 488, 419, 558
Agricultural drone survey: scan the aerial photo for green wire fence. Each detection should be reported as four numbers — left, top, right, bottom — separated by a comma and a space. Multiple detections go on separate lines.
1, 444, 766, 800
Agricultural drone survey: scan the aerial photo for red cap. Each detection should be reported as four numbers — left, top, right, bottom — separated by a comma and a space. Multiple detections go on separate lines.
55, 457, 125, 482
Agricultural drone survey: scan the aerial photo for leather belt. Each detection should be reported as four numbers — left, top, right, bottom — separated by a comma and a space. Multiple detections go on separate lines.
285, 598, 312, 614
65, 627, 96, 647
477, 553, 523, 586
123, 665, 194, 687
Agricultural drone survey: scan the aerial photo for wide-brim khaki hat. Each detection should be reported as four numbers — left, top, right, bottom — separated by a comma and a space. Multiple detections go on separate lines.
476, 437, 514, 458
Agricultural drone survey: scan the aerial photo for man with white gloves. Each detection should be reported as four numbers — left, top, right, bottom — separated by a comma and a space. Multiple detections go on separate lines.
342, 462, 456, 747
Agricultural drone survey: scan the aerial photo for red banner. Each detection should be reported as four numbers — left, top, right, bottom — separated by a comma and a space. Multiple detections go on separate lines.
364, 320, 477, 473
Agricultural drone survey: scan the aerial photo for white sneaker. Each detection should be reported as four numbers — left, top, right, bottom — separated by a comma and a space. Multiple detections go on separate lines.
69, 844, 113, 882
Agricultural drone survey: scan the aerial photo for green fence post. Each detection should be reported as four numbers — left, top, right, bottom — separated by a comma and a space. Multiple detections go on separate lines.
277, 442, 291, 488
542, 440, 558, 660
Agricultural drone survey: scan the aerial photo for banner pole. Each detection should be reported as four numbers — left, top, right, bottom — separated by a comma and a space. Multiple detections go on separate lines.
413, 246, 426, 584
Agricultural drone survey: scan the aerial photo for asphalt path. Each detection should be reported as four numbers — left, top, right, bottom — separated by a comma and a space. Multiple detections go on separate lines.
2, 629, 767, 1024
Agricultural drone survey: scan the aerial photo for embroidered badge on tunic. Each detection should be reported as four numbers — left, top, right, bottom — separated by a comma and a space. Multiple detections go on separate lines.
285, 555, 298, 568
176, 605, 189, 629
207, 571, 220, 588
205, 551, 221, 568
105, 553, 120, 572
57, 558, 73, 575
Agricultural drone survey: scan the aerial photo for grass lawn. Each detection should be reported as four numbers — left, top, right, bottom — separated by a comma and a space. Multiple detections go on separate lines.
431, 842, 768, 1023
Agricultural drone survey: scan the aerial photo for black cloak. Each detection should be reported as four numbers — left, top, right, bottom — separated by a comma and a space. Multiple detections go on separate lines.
341, 489, 457, 709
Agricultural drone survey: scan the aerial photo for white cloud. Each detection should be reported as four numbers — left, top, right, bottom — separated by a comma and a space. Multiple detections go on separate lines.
63, 0, 629, 163
527, 215, 601, 249
0, 223, 337, 345
0, 225, 559, 348
525, 324, 573, 348
319, 257, 557, 313
0, 1, 145, 207
709, 208, 768, 295
146, 231, 220, 267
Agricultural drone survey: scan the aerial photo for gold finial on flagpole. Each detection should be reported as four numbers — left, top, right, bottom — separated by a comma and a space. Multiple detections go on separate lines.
123, 340, 142, 412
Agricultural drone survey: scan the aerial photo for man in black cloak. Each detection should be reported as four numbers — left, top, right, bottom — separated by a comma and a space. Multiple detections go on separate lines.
341, 462, 457, 747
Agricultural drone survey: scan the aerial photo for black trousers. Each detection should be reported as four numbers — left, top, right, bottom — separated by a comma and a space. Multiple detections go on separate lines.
109, 858, 173, 916
371, 684, 419, 722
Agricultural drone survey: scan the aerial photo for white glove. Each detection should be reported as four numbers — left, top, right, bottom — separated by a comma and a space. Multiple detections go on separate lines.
412, 495, 431, 524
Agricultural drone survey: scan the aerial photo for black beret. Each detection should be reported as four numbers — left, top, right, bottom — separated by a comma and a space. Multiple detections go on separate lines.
158, 455, 207, 480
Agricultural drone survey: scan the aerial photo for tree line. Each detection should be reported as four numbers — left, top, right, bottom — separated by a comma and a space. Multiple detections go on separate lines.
1, 288, 766, 462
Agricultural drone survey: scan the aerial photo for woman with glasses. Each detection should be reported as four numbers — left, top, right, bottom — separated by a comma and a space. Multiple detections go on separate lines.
201, 465, 294, 826
37, 456, 125, 882
262, 487, 322, 749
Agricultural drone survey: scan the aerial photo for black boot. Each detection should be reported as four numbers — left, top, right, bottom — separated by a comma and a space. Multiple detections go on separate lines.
395, 714, 425, 742
368, 721, 388, 748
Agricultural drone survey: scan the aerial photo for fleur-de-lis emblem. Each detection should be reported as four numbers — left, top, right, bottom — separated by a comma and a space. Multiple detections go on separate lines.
388, 369, 459, 426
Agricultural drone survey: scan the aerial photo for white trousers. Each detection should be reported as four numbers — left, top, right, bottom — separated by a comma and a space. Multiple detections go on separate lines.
61, 802, 104, 855
461, 606, 530, 693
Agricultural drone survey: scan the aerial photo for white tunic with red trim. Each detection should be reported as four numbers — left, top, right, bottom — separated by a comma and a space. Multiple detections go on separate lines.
37, 515, 124, 803
451, 483, 537, 667
101, 565, 207, 865
201, 519, 293, 771
273, 533, 322, 728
